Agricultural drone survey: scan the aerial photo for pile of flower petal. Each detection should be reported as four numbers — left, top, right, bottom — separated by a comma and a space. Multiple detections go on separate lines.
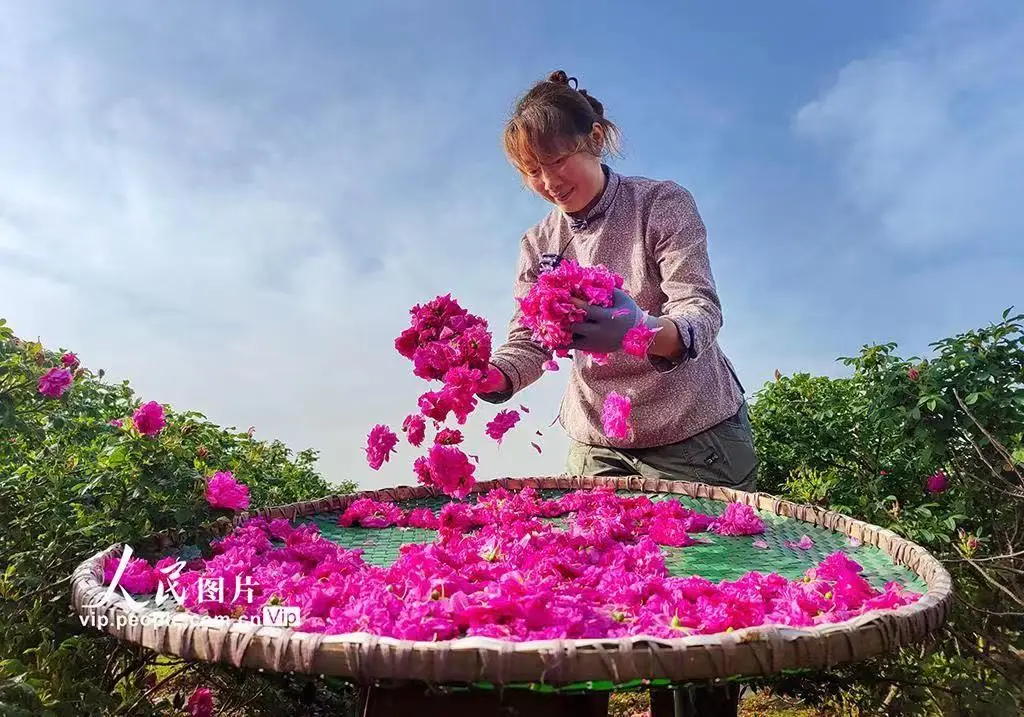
517, 259, 623, 357
104, 488, 920, 641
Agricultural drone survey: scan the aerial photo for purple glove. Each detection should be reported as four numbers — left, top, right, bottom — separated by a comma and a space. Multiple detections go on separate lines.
538, 252, 562, 274
568, 288, 659, 353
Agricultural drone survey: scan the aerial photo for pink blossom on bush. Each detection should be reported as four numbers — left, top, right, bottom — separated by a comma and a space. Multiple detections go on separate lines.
60, 352, 79, 368
186, 686, 214, 717
926, 469, 949, 494
132, 401, 166, 436
205, 471, 250, 511
602, 392, 632, 439
37, 367, 73, 398
365, 424, 398, 470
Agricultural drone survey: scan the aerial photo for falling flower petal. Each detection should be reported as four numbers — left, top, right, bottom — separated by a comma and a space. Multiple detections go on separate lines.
366, 424, 399, 470
485, 410, 520, 444
602, 392, 632, 439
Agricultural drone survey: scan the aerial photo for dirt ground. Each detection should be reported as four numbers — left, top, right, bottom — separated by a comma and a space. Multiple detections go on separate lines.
607, 689, 826, 716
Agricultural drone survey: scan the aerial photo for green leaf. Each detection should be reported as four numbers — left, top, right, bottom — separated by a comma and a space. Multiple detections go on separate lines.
965, 392, 979, 405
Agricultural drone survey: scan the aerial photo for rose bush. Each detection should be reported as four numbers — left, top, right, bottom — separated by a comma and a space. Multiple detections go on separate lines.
0, 318, 357, 716
749, 308, 1024, 715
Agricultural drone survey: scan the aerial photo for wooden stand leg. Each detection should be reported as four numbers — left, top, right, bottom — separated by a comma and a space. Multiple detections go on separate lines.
359, 684, 609, 717
650, 683, 740, 717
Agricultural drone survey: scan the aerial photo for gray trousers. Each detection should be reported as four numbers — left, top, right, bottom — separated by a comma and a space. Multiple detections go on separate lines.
563, 401, 758, 716
566, 401, 759, 493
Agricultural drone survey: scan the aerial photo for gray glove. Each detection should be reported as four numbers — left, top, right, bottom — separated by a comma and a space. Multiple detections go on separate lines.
568, 288, 659, 353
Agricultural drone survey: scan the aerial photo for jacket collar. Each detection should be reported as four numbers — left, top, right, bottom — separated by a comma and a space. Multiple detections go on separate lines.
565, 164, 620, 230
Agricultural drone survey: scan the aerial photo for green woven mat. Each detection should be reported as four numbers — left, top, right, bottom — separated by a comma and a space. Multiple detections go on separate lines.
298, 490, 926, 593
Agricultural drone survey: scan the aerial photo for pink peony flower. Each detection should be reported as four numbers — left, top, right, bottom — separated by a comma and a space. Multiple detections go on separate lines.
37, 367, 73, 398
602, 392, 632, 439
907, 367, 919, 381
365, 424, 399, 470
401, 414, 427, 447
133, 401, 166, 436
485, 410, 520, 444
711, 503, 766, 536
205, 471, 250, 511
413, 444, 476, 499
434, 427, 464, 445
925, 470, 948, 494
517, 259, 623, 356
339, 498, 403, 528
622, 323, 661, 358
186, 686, 214, 717
60, 352, 79, 368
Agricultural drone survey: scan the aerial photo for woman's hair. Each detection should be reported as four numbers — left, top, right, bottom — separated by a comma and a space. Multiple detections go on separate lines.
503, 70, 622, 173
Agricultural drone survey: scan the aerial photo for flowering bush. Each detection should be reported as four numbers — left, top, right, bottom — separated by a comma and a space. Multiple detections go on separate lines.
0, 318, 357, 716
749, 308, 1024, 714
104, 487, 916, 641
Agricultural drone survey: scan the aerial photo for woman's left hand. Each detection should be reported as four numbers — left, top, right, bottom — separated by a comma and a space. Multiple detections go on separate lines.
568, 288, 657, 353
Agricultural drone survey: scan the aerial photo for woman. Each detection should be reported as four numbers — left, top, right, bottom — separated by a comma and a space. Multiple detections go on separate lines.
476, 69, 756, 717
480, 70, 756, 495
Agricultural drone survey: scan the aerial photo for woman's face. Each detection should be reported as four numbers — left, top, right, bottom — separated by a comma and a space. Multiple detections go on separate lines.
522, 125, 606, 214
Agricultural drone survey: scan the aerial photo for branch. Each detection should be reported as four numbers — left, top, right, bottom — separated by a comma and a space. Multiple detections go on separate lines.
962, 556, 1024, 608
953, 594, 1024, 618
953, 388, 1024, 489
115, 662, 193, 716
946, 549, 1024, 563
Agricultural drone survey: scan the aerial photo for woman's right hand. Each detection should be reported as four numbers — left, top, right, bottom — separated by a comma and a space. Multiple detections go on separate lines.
479, 364, 510, 394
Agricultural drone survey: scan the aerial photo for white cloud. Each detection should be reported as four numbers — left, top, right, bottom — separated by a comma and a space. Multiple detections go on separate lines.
0, 3, 571, 491
794, 0, 1024, 250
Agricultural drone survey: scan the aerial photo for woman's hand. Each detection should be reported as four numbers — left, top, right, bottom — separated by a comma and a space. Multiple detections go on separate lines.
568, 288, 658, 353
478, 364, 511, 394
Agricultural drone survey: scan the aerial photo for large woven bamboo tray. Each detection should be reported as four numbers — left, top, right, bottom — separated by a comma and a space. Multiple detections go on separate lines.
70, 476, 953, 690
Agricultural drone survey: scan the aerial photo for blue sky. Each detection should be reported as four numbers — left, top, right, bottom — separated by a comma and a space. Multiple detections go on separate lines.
1, 1, 1021, 490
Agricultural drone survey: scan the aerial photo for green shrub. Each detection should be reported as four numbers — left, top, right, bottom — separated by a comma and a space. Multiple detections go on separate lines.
750, 308, 1024, 715
0, 318, 358, 715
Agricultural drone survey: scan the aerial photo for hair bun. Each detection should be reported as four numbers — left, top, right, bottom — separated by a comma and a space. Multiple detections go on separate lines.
547, 70, 580, 90
547, 70, 570, 85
